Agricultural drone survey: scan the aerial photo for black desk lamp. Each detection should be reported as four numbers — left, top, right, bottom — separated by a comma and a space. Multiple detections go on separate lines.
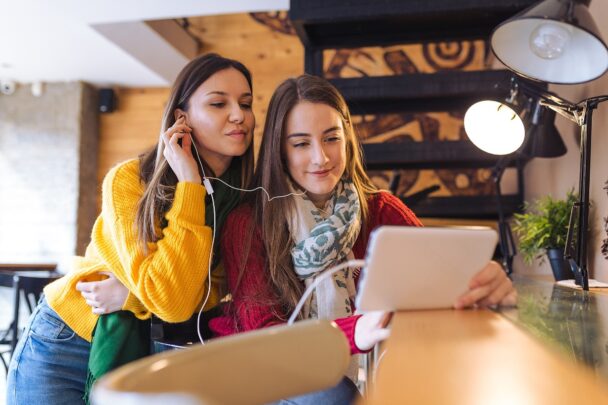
467, 0, 608, 290
491, 0, 608, 85
489, 100, 568, 276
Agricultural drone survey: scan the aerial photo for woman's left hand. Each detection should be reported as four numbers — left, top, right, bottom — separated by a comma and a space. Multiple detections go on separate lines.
454, 261, 517, 309
76, 272, 130, 315
354, 311, 392, 351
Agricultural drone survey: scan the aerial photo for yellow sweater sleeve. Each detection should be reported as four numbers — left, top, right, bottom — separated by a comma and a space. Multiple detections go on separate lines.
121, 267, 225, 318
92, 160, 218, 322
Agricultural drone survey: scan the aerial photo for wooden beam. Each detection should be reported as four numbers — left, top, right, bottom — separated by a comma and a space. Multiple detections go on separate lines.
362, 141, 527, 170
331, 70, 531, 114
145, 20, 199, 60
290, 0, 538, 48
91, 20, 196, 84
408, 195, 523, 219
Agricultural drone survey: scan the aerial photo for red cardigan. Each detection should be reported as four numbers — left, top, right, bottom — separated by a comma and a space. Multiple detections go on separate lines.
209, 191, 422, 354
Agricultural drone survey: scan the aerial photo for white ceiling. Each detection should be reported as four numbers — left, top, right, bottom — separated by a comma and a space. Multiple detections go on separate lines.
0, 0, 289, 87
4, 1, 608, 89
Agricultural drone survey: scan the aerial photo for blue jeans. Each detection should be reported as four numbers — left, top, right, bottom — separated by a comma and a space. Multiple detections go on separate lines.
7, 298, 91, 405
274, 377, 361, 405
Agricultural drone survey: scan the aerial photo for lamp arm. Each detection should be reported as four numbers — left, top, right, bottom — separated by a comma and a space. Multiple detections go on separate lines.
493, 156, 517, 275
513, 80, 580, 123
539, 101, 580, 124
514, 79, 608, 124
541, 96, 608, 126
576, 95, 608, 109
491, 155, 511, 181
516, 80, 576, 107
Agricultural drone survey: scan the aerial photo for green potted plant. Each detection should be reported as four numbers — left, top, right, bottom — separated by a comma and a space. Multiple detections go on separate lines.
513, 190, 577, 281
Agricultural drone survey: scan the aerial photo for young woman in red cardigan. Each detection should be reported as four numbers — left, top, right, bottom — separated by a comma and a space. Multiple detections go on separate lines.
209, 74, 516, 404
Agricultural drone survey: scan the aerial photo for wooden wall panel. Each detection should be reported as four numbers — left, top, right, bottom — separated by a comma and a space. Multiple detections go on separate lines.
97, 87, 169, 207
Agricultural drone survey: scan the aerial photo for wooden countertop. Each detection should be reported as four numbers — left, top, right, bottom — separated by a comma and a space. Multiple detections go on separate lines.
364, 309, 608, 404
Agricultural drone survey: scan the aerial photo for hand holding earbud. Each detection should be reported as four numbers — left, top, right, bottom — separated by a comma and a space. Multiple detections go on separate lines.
162, 116, 201, 184
354, 311, 392, 351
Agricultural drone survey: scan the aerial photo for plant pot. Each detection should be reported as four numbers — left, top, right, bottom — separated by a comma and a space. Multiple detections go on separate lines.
547, 248, 574, 281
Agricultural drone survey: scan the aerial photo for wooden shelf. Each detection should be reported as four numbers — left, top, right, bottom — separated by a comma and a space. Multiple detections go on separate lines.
362, 140, 528, 170
331, 70, 526, 114
290, 0, 538, 48
405, 194, 523, 219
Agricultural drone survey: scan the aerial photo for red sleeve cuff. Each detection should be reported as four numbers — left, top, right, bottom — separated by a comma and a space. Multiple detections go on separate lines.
334, 314, 368, 355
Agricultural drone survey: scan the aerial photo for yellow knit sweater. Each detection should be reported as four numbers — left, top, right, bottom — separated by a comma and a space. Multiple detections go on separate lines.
44, 159, 223, 342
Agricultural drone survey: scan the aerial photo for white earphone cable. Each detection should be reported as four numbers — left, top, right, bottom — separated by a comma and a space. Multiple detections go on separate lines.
204, 176, 306, 201
196, 190, 216, 344
189, 136, 305, 344
287, 259, 366, 325
191, 138, 214, 345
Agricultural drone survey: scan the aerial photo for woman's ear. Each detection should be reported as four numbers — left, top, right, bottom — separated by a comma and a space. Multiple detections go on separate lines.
174, 108, 187, 122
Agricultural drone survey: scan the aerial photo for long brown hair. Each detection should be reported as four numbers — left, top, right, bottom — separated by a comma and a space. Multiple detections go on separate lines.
136, 53, 254, 248
240, 74, 377, 319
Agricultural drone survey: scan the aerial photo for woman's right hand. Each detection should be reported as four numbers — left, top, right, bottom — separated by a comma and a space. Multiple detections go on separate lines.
162, 116, 201, 184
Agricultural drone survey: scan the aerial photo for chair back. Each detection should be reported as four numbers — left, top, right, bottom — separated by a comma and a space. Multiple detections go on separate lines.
92, 319, 350, 405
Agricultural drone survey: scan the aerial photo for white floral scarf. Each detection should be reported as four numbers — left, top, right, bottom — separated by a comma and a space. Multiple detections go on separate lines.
288, 179, 361, 320
287, 179, 362, 381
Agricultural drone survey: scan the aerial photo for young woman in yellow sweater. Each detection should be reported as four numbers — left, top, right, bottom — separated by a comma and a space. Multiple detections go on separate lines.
7, 53, 255, 404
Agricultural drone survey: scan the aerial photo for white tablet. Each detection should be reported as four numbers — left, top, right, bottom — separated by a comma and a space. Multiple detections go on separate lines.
356, 226, 498, 311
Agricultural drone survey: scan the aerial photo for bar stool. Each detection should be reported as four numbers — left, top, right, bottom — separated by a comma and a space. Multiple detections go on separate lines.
0, 264, 60, 374
93, 320, 350, 405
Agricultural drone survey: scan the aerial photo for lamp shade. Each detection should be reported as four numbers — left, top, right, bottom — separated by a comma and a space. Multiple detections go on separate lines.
521, 107, 567, 158
491, 0, 608, 84
464, 100, 526, 155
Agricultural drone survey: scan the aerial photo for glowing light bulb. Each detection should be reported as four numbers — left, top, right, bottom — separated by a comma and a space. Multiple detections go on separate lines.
464, 101, 525, 155
529, 23, 571, 59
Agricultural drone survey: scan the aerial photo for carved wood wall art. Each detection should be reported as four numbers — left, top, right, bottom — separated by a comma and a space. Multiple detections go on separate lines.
321, 42, 492, 198
251, 11, 494, 202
